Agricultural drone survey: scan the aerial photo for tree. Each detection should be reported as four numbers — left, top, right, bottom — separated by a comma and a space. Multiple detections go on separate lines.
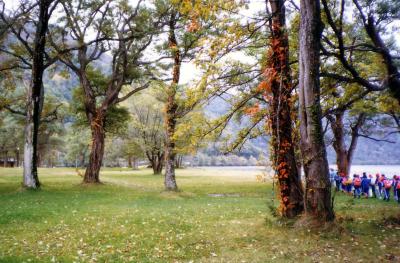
64, 128, 90, 168
173, 109, 210, 168
319, 0, 400, 177
320, 0, 400, 105
298, 0, 334, 222
128, 91, 165, 175
326, 111, 365, 176
155, 0, 242, 191
154, 1, 206, 190
193, 0, 304, 217
52, 0, 155, 183
163, 11, 180, 190
263, 0, 304, 218
0, 113, 24, 167
121, 140, 143, 170
0, 0, 59, 188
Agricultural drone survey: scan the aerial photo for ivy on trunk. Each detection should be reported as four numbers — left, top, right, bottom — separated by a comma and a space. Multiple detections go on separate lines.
265, 0, 304, 218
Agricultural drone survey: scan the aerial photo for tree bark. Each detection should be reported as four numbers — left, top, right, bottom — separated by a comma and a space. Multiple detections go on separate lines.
83, 113, 106, 183
132, 157, 138, 170
347, 113, 365, 168
23, 0, 53, 188
299, 0, 334, 222
3, 150, 7, 167
154, 155, 163, 174
128, 156, 133, 168
164, 14, 180, 191
175, 155, 183, 169
328, 111, 349, 176
15, 148, 20, 167
148, 152, 163, 175
328, 112, 365, 177
267, 0, 304, 218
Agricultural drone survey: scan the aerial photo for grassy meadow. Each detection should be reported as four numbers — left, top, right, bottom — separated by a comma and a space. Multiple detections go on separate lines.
0, 167, 399, 262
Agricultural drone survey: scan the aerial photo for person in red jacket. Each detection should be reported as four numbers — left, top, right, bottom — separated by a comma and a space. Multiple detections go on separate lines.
353, 174, 362, 199
383, 177, 392, 201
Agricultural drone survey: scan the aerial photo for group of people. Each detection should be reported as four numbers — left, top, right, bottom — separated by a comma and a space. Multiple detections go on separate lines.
330, 169, 400, 203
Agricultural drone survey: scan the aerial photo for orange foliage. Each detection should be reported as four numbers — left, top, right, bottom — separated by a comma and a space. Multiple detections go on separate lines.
244, 103, 260, 116
257, 80, 271, 93
187, 11, 200, 32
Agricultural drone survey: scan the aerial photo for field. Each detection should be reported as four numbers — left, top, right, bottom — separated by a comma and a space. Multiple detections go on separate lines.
0, 167, 399, 262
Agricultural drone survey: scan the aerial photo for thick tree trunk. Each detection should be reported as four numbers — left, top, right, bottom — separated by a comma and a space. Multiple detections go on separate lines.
164, 130, 177, 190
164, 15, 180, 191
268, 0, 304, 218
298, 0, 334, 222
84, 116, 106, 183
23, 0, 53, 188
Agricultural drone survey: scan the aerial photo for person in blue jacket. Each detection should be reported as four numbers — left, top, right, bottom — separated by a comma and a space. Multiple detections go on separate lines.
375, 174, 383, 199
361, 173, 370, 198
396, 176, 400, 204
393, 175, 398, 201
334, 172, 341, 191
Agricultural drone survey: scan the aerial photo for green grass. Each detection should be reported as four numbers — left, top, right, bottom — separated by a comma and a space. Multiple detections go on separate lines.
0, 167, 399, 262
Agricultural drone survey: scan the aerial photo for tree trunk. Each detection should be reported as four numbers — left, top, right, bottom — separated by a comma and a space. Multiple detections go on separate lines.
151, 161, 158, 174
3, 150, 7, 167
329, 111, 349, 176
345, 113, 365, 175
329, 112, 365, 177
152, 161, 163, 175
128, 155, 133, 168
132, 157, 138, 170
155, 155, 163, 174
79, 152, 85, 167
164, 131, 177, 190
23, 0, 53, 188
175, 155, 183, 169
148, 152, 163, 175
84, 115, 106, 183
267, 0, 304, 218
15, 149, 20, 167
164, 14, 180, 191
298, 0, 334, 222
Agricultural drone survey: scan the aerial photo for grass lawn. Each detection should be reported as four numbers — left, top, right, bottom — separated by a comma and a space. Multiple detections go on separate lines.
0, 167, 399, 262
